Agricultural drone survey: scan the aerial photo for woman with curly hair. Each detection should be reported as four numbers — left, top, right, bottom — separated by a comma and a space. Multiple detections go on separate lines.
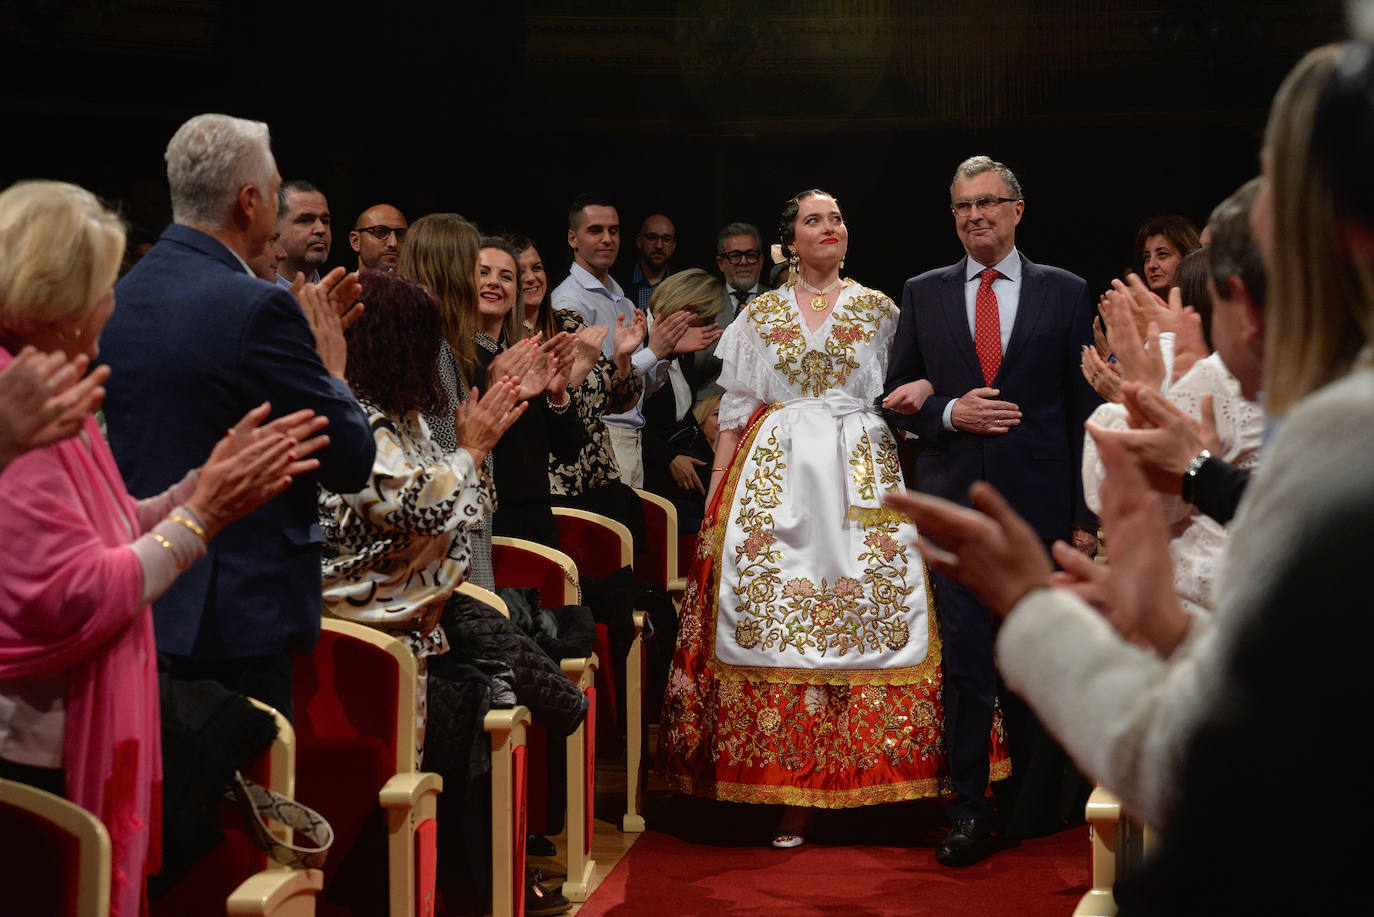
318, 270, 525, 760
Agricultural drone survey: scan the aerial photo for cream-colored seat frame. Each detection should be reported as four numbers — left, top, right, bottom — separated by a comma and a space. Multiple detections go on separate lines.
0, 777, 113, 917
487, 536, 601, 900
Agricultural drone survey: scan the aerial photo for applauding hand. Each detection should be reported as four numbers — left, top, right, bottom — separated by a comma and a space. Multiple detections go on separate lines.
187, 402, 325, 539
0, 348, 110, 469
456, 378, 528, 465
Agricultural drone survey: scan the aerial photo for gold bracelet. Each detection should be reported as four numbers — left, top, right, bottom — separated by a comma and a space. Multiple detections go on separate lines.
170, 513, 206, 540
712, 466, 728, 472
151, 533, 182, 565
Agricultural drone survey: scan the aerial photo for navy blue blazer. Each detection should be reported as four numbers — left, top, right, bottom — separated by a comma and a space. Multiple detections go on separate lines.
883, 253, 1100, 542
101, 224, 374, 658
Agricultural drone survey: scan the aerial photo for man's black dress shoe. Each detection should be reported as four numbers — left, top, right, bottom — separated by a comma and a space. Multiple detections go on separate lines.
936, 817, 992, 867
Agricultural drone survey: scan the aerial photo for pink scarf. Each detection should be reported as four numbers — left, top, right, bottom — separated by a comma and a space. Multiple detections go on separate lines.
0, 346, 161, 917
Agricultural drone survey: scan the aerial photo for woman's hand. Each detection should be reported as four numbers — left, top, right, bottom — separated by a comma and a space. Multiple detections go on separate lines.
570, 324, 609, 388
541, 332, 576, 402
882, 379, 935, 414
488, 336, 539, 386
1113, 272, 1180, 338
669, 454, 708, 494
1102, 282, 1166, 392
456, 378, 528, 465
1081, 344, 1123, 403
646, 309, 693, 360
186, 403, 327, 539
1171, 306, 1209, 383
0, 349, 110, 468
1084, 428, 1192, 656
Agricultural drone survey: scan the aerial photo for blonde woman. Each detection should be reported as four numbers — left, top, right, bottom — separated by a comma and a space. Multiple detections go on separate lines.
0, 180, 325, 917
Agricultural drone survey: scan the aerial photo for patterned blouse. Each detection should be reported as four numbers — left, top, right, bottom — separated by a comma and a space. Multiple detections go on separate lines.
319, 402, 492, 660
548, 308, 644, 496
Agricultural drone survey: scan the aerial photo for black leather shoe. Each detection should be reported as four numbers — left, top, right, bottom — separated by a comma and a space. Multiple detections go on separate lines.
936, 817, 992, 867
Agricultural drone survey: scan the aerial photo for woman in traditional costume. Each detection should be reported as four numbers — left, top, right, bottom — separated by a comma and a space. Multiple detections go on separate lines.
660, 189, 1009, 847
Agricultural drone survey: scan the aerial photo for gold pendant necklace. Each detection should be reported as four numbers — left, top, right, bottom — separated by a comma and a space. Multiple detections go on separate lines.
798, 275, 841, 311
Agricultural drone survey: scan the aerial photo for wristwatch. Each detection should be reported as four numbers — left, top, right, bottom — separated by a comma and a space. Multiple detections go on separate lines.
1181, 449, 1212, 504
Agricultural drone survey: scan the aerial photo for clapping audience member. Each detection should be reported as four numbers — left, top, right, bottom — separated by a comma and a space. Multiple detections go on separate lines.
642, 269, 727, 532
885, 42, 1374, 914
318, 270, 521, 763
100, 114, 375, 719
473, 235, 585, 547
1133, 214, 1201, 297
0, 179, 328, 917
510, 233, 652, 545
551, 193, 719, 489
319, 268, 580, 914
1080, 181, 1266, 615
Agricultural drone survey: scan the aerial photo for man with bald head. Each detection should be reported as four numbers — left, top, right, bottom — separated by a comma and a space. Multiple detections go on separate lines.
622, 212, 678, 310
349, 204, 408, 273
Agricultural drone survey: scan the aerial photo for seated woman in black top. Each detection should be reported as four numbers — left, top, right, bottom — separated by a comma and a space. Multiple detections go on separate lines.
474, 235, 584, 547
642, 269, 727, 533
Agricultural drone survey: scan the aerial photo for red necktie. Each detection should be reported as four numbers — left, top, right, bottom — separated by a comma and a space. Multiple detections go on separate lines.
974, 268, 1002, 385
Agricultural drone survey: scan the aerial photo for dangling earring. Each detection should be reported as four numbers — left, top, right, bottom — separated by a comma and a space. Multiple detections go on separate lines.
839, 258, 846, 273
788, 249, 799, 285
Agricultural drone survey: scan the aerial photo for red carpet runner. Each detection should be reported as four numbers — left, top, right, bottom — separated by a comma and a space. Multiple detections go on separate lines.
579, 797, 1090, 916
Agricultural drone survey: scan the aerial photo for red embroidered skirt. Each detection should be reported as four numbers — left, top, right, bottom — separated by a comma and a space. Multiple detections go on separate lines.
659, 405, 1011, 807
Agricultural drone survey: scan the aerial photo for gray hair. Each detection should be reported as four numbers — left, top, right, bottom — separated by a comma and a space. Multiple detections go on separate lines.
716, 221, 761, 255
165, 114, 275, 228
949, 155, 1023, 203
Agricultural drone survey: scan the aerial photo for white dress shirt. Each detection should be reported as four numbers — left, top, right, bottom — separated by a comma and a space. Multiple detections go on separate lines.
550, 261, 669, 430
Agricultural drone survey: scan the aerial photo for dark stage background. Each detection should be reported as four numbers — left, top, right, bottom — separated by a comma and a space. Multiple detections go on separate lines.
0, 1, 1348, 299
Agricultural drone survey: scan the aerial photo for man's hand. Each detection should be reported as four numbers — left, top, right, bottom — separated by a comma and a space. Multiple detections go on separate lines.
882, 379, 934, 414
646, 309, 694, 360
314, 266, 366, 332
612, 311, 646, 374
883, 482, 1052, 618
289, 272, 350, 379
674, 321, 722, 355
0, 349, 110, 469
669, 454, 707, 493
456, 378, 528, 465
950, 387, 1021, 434
570, 324, 609, 388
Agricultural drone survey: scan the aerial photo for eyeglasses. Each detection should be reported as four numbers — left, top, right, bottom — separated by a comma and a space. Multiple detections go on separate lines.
952, 196, 1019, 215
639, 233, 675, 245
720, 249, 761, 265
356, 225, 407, 242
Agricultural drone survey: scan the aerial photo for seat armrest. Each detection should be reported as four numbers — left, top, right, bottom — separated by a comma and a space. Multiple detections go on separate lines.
227, 866, 324, 916
378, 771, 443, 809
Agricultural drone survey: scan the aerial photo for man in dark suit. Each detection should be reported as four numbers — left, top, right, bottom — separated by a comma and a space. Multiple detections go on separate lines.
101, 114, 374, 718
883, 155, 1099, 865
